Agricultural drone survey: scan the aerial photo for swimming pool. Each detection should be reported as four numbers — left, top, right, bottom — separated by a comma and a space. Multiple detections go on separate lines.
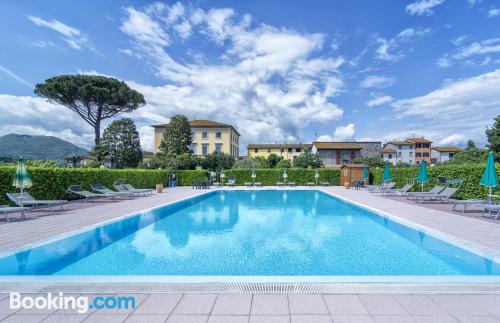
0, 190, 499, 276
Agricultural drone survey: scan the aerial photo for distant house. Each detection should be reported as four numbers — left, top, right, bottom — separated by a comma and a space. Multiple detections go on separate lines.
247, 143, 312, 161
152, 119, 240, 157
431, 147, 463, 164
383, 137, 432, 165
311, 141, 381, 167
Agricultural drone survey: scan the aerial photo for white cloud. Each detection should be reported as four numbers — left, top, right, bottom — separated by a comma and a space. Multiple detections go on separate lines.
317, 124, 356, 142
375, 28, 431, 61
360, 75, 396, 89
453, 38, 500, 59
365, 95, 394, 107
406, 0, 445, 16
439, 37, 500, 67
119, 4, 345, 148
488, 8, 500, 17
438, 133, 467, 146
28, 16, 90, 50
0, 65, 33, 89
391, 69, 500, 145
467, 0, 481, 6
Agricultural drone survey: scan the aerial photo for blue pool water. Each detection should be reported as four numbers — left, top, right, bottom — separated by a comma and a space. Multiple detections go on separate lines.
0, 190, 499, 276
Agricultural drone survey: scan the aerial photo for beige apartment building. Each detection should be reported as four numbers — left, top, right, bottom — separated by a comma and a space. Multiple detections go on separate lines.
247, 144, 312, 160
152, 120, 240, 157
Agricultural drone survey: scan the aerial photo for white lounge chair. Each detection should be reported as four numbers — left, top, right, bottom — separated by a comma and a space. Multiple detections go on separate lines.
254, 182, 262, 187
406, 185, 444, 200
481, 204, 500, 219
227, 177, 236, 186
114, 182, 154, 196
450, 199, 489, 212
320, 182, 330, 187
6, 192, 67, 211
67, 185, 118, 202
276, 182, 284, 187
368, 182, 395, 193
288, 182, 296, 187
244, 182, 253, 187
306, 182, 315, 186
382, 184, 413, 196
415, 187, 458, 203
0, 205, 29, 222
90, 184, 131, 198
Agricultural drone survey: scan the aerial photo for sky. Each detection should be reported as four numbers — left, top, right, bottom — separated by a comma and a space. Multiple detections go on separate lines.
0, 0, 500, 153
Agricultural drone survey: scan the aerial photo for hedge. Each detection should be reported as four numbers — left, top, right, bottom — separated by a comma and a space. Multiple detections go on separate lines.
205, 169, 340, 186
0, 167, 167, 205
371, 164, 500, 200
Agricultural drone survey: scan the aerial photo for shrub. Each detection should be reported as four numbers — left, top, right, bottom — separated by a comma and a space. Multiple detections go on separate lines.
371, 164, 500, 200
276, 159, 292, 169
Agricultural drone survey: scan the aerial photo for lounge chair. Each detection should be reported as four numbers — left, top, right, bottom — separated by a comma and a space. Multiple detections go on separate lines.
307, 182, 315, 186
482, 204, 500, 219
406, 185, 444, 200
276, 182, 284, 187
351, 179, 365, 190
114, 181, 154, 196
0, 205, 29, 222
90, 184, 131, 198
382, 184, 413, 196
320, 182, 330, 186
67, 185, 118, 202
450, 199, 489, 212
367, 182, 395, 193
288, 182, 296, 187
254, 182, 262, 187
226, 176, 236, 187
6, 192, 67, 211
414, 187, 458, 203
244, 182, 253, 187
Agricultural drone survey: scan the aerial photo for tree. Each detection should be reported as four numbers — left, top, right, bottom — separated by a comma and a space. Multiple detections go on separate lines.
266, 153, 282, 168
97, 118, 143, 168
35, 75, 145, 145
444, 140, 488, 164
232, 158, 261, 169
353, 156, 385, 167
486, 115, 500, 160
293, 150, 323, 168
201, 153, 235, 171
159, 114, 192, 156
276, 159, 292, 169
253, 156, 269, 168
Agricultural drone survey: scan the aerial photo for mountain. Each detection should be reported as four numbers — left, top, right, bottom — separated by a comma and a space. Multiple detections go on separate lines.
0, 134, 88, 163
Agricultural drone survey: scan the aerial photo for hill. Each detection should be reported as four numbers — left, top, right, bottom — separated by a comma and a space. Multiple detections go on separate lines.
0, 134, 88, 163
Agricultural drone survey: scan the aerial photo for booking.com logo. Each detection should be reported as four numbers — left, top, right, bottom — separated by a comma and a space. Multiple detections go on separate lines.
10, 292, 136, 314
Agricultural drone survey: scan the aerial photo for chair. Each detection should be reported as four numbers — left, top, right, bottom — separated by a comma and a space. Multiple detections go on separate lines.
382, 184, 413, 196
367, 182, 395, 193
276, 182, 284, 187
227, 176, 236, 187
320, 182, 330, 186
254, 182, 262, 187
6, 192, 67, 211
114, 181, 154, 196
481, 204, 500, 219
306, 182, 315, 186
351, 179, 365, 190
414, 187, 458, 203
288, 182, 296, 187
244, 182, 253, 187
449, 199, 489, 212
0, 205, 29, 222
406, 185, 444, 200
90, 184, 131, 198
67, 185, 118, 202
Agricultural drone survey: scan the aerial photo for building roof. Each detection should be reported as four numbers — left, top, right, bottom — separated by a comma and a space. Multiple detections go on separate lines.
152, 119, 240, 136
406, 137, 433, 143
433, 147, 464, 152
247, 143, 312, 149
313, 142, 363, 150
387, 140, 413, 146
382, 148, 396, 153
340, 164, 368, 168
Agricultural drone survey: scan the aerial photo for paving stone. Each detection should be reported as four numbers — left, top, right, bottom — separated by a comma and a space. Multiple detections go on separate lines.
412, 315, 458, 323
83, 313, 129, 322
165, 314, 209, 323
290, 314, 332, 323
249, 315, 290, 323
251, 295, 288, 315
394, 295, 448, 315
323, 295, 368, 315
0, 314, 48, 322
371, 316, 414, 323
454, 315, 500, 323
0, 297, 21, 315
358, 295, 408, 316
207, 315, 249, 323
430, 295, 492, 316
288, 294, 329, 315
41, 314, 89, 323
172, 294, 217, 315
212, 294, 252, 315
330, 315, 374, 323
132, 294, 181, 315
124, 314, 169, 323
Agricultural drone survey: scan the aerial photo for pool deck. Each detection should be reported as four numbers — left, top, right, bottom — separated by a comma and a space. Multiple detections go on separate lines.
2, 186, 500, 322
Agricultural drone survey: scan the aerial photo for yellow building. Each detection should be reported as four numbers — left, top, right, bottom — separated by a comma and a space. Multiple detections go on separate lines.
152, 120, 240, 157
247, 144, 311, 161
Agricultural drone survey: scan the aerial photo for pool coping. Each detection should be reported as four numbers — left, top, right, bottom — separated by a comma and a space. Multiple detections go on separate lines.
1, 187, 500, 289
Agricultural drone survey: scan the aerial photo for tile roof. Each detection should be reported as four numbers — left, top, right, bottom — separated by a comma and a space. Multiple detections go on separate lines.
406, 137, 433, 143
388, 140, 413, 146
313, 142, 363, 150
152, 119, 240, 136
340, 164, 367, 168
382, 148, 396, 153
433, 147, 464, 152
247, 143, 312, 149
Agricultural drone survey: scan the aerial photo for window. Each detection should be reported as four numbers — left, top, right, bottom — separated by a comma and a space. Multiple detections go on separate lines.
202, 144, 209, 156
191, 131, 195, 139
189, 144, 196, 153
254, 148, 258, 153
296, 148, 301, 153
398, 152, 402, 157
215, 132, 222, 139
202, 131, 208, 139
288, 148, 292, 153
388, 154, 392, 159
398, 146, 402, 149
409, 152, 413, 157
215, 143, 222, 154
423, 143, 430, 148
268, 148, 271, 153
415, 152, 422, 157
281, 148, 284, 153
416, 143, 422, 148
423, 152, 429, 157
449, 152, 454, 158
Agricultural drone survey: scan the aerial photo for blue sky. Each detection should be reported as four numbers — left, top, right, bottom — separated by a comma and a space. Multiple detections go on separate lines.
1, 0, 499, 152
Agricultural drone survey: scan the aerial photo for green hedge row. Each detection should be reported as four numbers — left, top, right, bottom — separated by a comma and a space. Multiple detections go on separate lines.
371, 164, 500, 200
0, 167, 167, 205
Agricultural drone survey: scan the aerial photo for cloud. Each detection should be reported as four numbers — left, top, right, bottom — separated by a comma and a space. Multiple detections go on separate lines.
317, 124, 356, 142
391, 69, 500, 145
365, 95, 394, 107
0, 65, 33, 89
406, 0, 445, 16
360, 75, 396, 89
438, 133, 467, 146
438, 37, 500, 67
28, 16, 90, 50
375, 28, 431, 61
488, 8, 500, 17
119, 3, 345, 148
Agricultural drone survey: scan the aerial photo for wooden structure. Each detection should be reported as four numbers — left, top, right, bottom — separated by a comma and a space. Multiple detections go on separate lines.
340, 164, 368, 187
